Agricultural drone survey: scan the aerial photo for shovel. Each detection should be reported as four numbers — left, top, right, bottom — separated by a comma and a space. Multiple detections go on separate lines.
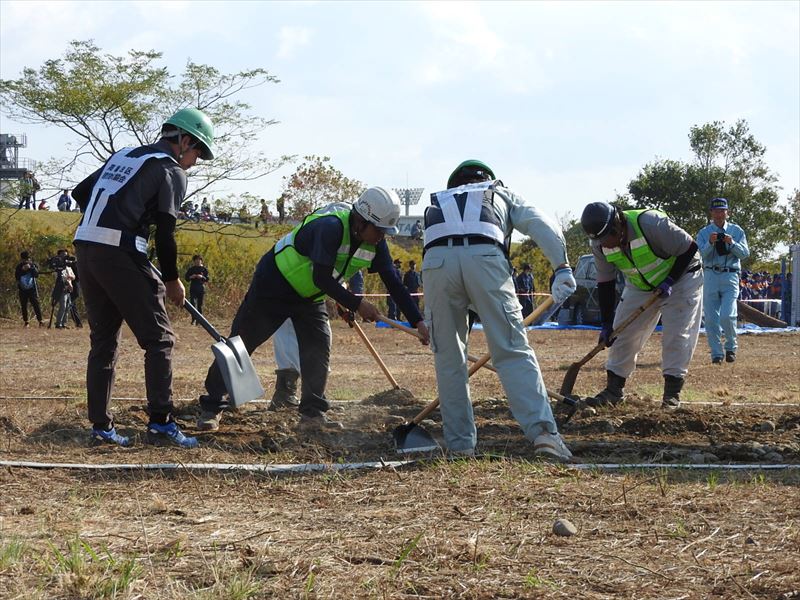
151, 263, 264, 408
559, 294, 660, 396
392, 296, 556, 453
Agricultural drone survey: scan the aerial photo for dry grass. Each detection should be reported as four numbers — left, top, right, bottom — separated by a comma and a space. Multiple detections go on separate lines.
1, 319, 799, 598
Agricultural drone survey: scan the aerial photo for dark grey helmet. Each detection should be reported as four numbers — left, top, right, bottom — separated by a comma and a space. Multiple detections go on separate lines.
581, 201, 617, 240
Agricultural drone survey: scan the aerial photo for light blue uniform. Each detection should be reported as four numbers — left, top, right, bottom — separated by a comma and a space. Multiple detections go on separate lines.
696, 221, 749, 359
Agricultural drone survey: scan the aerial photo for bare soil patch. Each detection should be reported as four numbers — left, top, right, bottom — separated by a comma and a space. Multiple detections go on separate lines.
1, 319, 798, 598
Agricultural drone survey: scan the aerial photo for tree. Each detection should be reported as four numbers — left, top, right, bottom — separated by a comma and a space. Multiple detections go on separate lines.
616, 119, 788, 261
281, 155, 365, 218
0, 40, 292, 201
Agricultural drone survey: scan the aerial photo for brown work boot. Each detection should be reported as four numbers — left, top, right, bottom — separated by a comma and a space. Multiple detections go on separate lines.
196, 410, 222, 432
298, 413, 343, 433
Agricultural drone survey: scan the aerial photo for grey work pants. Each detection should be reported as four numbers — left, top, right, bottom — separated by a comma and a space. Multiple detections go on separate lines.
422, 243, 558, 453
606, 268, 703, 380
202, 289, 331, 417
76, 244, 176, 427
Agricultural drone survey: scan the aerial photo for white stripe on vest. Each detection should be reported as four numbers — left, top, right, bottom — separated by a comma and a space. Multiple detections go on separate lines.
74, 147, 176, 254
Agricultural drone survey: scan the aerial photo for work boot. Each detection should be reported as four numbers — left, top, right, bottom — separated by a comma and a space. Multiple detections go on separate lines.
533, 432, 573, 462
298, 413, 343, 433
725, 351, 736, 363
711, 356, 723, 365
197, 410, 222, 432
661, 374, 685, 410
268, 368, 300, 411
196, 395, 224, 431
585, 370, 626, 408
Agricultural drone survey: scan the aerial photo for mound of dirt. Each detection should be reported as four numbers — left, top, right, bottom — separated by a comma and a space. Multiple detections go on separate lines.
360, 387, 417, 407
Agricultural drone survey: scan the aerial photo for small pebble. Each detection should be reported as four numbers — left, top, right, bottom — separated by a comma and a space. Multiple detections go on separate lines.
553, 518, 578, 537
745, 536, 758, 545
758, 421, 776, 433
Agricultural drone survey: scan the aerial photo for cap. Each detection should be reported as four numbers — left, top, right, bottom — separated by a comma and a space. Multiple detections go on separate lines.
710, 197, 728, 210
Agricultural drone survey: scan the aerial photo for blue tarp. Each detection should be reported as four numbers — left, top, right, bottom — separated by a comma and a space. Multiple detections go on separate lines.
376, 321, 799, 335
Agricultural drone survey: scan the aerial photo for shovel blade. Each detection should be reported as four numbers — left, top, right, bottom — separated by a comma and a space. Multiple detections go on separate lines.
559, 363, 581, 397
392, 422, 440, 454
211, 336, 264, 408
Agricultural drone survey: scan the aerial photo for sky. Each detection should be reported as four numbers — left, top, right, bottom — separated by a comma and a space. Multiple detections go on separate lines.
1, 0, 798, 223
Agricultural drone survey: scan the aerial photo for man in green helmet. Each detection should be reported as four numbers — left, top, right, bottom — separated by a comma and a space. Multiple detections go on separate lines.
71, 107, 215, 448
422, 159, 577, 460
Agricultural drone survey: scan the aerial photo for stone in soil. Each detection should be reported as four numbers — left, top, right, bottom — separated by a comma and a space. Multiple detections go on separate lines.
757, 421, 776, 432
553, 518, 578, 537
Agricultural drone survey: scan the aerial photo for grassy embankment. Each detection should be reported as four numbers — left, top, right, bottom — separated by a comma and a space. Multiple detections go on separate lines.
0, 208, 423, 320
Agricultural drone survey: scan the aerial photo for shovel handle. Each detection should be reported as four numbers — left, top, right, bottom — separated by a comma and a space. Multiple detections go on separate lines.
409, 296, 557, 426
351, 319, 401, 389
376, 315, 421, 338
149, 262, 223, 342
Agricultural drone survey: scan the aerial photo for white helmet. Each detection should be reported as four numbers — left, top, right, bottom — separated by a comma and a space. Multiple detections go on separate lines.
353, 187, 400, 234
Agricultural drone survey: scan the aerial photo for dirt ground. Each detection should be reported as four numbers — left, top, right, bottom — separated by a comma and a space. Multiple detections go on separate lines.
1, 317, 799, 598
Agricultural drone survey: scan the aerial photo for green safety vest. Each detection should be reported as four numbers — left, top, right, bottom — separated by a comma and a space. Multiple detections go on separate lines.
274, 204, 376, 300
602, 209, 675, 291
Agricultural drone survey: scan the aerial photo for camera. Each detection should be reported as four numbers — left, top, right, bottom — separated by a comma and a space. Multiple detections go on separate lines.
714, 230, 730, 256
48, 253, 76, 271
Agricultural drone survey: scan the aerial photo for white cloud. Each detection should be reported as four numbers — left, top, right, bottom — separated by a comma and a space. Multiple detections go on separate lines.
277, 26, 312, 59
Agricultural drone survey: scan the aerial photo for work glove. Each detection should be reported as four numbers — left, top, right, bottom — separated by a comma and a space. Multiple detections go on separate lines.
599, 322, 615, 347
550, 267, 577, 304
656, 276, 674, 298
336, 304, 355, 326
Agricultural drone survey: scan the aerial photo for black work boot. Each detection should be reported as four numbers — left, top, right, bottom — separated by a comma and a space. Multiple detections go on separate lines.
661, 374, 685, 410
268, 368, 300, 411
586, 370, 626, 407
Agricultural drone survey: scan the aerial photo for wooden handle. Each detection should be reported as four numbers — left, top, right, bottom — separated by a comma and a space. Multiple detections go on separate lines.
376, 315, 421, 338
352, 319, 400, 389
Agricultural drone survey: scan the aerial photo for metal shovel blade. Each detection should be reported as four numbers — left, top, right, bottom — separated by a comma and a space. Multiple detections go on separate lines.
392, 422, 440, 454
211, 335, 264, 408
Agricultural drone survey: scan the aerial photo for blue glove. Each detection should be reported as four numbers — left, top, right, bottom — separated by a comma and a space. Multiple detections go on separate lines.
599, 322, 615, 347
551, 267, 577, 304
656, 276, 674, 297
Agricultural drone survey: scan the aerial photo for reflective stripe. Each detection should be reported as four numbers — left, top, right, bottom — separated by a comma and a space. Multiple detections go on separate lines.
74, 225, 147, 254
604, 209, 675, 291
73, 147, 176, 255
424, 182, 506, 247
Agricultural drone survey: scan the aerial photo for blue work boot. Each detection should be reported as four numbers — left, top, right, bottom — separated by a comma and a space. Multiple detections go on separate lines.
147, 421, 199, 449
91, 426, 130, 447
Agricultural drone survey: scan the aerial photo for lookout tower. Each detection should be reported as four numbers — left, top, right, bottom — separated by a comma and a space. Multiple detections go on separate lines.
0, 133, 37, 180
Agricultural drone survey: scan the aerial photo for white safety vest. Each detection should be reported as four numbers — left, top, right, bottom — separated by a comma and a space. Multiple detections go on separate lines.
423, 181, 506, 247
74, 147, 177, 255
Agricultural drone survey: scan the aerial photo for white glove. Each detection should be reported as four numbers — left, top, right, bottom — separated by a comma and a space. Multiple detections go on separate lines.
551, 267, 577, 304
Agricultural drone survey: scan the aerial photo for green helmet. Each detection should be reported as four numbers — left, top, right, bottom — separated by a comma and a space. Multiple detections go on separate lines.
447, 159, 495, 188
163, 108, 215, 160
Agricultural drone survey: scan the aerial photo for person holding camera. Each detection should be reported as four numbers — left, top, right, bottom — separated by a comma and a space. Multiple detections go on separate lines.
50, 249, 76, 329
15, 251, 43, 327
696, 197, 750, 364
